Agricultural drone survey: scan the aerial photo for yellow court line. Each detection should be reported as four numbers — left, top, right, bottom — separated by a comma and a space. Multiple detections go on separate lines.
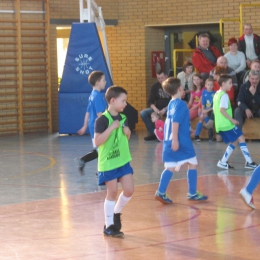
4, 152, 56, 180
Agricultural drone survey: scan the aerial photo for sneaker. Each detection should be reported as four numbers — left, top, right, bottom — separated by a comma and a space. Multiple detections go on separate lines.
144, 134, 157, 141
208, 129, 214, 142
239, 188, 255, 209
187, 191, 208, 201
114, 213, 122, 231
103, 224, 124, 237
74, 158, 85, 175
154, 190, 173, 204
194, 136, 201, 142
245, 162, 258, 169
217, 160, 234, 170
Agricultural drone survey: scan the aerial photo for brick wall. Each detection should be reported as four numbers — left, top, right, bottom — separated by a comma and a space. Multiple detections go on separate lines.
1, 0, 259, 133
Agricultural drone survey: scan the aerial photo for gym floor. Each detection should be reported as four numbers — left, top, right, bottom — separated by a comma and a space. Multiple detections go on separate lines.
0, 131, 259, 259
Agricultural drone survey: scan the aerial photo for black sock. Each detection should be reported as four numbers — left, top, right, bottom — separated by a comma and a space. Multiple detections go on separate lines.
81, 149, 98, 163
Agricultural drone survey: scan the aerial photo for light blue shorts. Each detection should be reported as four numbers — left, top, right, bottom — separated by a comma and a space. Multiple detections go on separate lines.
98, 162, 133, 186
219, 126, 243, 144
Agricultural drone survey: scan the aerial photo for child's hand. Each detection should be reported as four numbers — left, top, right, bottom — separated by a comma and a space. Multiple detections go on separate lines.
158, 127, 163, 132
78, 126, 86, 135
123, 126, 131, 139
231, 118, 239, 125
111, 120, 120, 129
171, 140, 179, 151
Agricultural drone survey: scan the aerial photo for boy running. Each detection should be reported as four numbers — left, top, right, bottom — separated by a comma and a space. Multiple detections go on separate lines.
155, 77, 208, 204
213, 74, 257, 170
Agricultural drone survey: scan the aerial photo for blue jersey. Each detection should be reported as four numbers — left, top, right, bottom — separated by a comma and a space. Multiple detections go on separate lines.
163, 99, 195, 162
201, 90, 215, 110
87, 90, 107, 138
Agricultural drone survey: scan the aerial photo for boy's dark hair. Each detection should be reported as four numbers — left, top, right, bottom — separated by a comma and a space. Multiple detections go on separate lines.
162, 77, 180, 96
88, 71, 104, 86
182, 61, 194, 72
105, 85, 127, 103
218, 74, 232, 86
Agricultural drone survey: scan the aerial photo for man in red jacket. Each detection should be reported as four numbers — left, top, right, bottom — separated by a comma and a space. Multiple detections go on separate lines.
192, 33, 222, 82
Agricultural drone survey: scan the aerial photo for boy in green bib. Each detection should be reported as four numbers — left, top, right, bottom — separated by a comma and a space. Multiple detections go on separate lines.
94, 86, 134, 237
213, 74, 257, 170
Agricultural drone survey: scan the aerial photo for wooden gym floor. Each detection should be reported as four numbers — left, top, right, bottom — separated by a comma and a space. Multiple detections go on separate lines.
0, 131, 259, 259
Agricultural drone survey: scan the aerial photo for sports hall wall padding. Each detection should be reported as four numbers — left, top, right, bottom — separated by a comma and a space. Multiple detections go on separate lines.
58, 22, 113, 134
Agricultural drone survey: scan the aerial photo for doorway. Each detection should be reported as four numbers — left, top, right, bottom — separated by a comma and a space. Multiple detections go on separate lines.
164, 23, 221, 75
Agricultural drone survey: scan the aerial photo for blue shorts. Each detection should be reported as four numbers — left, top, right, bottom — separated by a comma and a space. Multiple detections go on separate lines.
98, 162, 133, 186
219, 126, 243, 144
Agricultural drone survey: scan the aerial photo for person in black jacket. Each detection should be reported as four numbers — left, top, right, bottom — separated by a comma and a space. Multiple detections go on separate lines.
234, 70, 260, 130
238, 24, 260, 68
140, 69, 170, 141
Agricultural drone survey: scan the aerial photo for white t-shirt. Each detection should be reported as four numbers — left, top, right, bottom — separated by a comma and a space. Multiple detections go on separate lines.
224, 51, 246, 73
220, 93, 229, 109
245, 34, 258, 61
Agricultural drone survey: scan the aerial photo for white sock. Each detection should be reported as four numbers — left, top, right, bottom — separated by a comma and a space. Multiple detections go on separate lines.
114, 192, 132, 214
221, 144, 235, 163
104, 199, 115, 228
239, 142, 252, 163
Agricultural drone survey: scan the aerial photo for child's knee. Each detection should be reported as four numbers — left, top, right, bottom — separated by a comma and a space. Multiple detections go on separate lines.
124, 187, 134, 197
238, 135, 245, 143
188, 163, 197, 170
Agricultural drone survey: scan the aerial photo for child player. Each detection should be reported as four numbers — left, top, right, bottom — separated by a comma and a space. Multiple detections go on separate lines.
94, 86, 134, 237
155, 77, 208, 204
74, 71, 107, 175
194, 78, 215, 142
213, 74, 257, 170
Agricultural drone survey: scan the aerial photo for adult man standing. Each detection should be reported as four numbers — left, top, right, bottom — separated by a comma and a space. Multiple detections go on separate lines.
140, 69, 170, 141
192, 33, 222, 81
238, 24, 260, 68
234, 70, 260, 130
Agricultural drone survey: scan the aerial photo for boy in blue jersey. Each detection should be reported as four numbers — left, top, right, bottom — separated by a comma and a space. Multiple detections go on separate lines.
194, 78, 215, 142
74, 71, 107, 175
213, 74, 257, 170
155, 77, 208, 204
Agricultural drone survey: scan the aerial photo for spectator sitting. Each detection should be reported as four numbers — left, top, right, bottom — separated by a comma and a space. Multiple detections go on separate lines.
188, 73, 204, 120
238, 23, 260, 68
213, 66, 235, 109
209, 56, 238, 91
242, 59, 260, 83
234, 70, 260, 130
192, 33, 222, 82
224, 37, 246, 85
151, 112, 164, 142
194, 78, 215, 142
140, 69, 171, 141
177, 61, 195, 102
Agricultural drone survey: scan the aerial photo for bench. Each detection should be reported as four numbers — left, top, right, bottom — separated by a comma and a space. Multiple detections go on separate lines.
191, 117, 260, 141
242, 118, 260, 140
